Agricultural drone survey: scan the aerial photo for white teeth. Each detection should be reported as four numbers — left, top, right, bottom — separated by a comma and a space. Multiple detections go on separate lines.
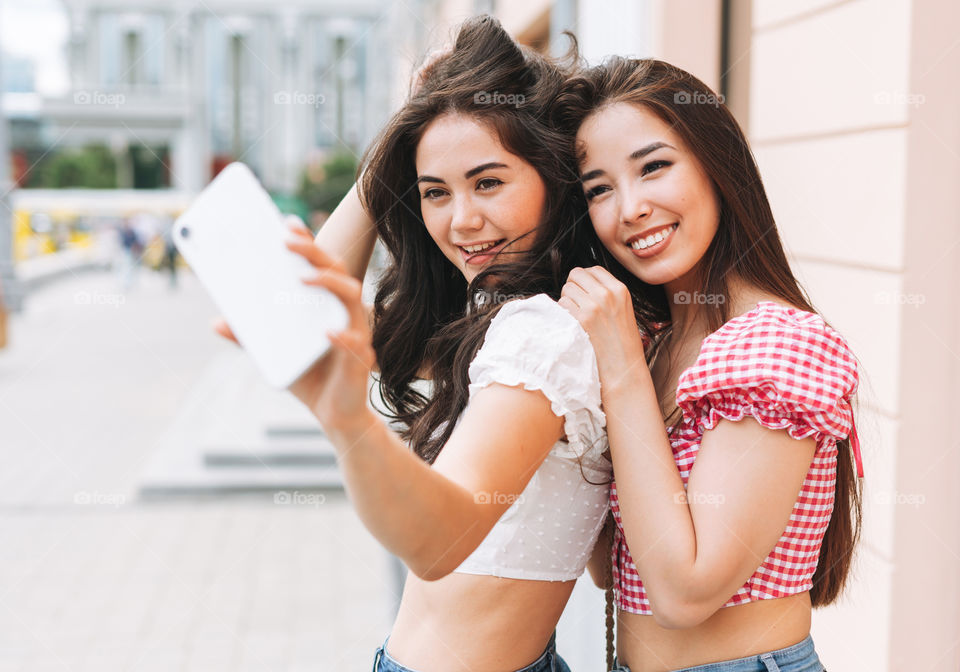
463, 241, 499, 253
629, 224, 676, 251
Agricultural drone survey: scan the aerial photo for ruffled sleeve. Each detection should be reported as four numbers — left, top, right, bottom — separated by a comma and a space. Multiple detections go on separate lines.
676, 303, 860, 471
468, 294, 607, 467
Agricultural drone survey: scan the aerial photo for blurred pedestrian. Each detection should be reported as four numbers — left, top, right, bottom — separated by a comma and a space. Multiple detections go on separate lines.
117, 219, 142, 290
161, 218, 178, 289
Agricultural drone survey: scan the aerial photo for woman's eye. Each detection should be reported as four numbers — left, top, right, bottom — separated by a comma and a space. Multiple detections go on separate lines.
421, 188, 446, 200
584, 184, 610, 201
476, 177, 502, 191
641, 160, 671, 176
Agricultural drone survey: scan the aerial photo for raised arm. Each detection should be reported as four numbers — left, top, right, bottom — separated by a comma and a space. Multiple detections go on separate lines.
312, 48, 448, 282
312, 183, 377, 282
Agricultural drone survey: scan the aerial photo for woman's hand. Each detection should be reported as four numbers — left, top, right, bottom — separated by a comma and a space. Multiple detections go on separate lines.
282, 221, 376, 436
209, 219, 376, 436
559, 266, 648, 389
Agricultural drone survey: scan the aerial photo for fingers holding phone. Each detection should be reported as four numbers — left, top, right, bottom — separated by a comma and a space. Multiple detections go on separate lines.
284, 224, 368, 333
283, 223, 375, 430
210, 216, 326, 348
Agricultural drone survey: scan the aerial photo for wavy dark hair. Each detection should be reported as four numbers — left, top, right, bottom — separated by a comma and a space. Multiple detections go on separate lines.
358, 16, 600, 465
554, 57, 862, 609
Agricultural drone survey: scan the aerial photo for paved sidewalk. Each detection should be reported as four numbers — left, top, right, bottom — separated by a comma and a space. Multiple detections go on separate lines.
0, 269, 395, 671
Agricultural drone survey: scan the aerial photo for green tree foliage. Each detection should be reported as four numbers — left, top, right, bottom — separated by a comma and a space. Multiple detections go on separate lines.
35, 144, 118, 188
297, 152, 357, 216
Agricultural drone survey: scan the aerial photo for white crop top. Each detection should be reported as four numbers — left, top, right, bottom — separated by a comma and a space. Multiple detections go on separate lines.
452, 294, 612, 582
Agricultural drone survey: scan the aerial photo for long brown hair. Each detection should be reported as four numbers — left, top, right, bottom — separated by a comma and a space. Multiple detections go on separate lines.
359, 16, 605, 464
554, 57, 862, 607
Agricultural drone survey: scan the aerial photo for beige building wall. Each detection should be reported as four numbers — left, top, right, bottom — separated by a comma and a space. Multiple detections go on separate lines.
649, 0, 723, 91
739, 1, 960, 669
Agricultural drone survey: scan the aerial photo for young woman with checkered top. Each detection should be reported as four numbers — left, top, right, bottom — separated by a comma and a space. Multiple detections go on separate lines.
556, 58, 862, 672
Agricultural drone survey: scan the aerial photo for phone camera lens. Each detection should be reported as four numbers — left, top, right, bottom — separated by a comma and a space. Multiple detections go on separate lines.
180, 226, 190, 239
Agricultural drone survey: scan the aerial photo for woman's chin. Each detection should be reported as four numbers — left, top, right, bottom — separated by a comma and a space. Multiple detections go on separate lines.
619, 252, 692, 288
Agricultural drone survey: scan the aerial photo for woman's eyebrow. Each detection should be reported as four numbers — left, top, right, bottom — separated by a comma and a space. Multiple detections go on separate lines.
581, 142, 676, 182
417, 162, 510, 185
464, 162, 508, 178
581, 167, 605, 182
629, 141, 674, 160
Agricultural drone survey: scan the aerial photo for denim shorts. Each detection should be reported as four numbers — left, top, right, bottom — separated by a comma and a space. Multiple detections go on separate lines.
610, 635, 825, 672
372, 630, 572, 672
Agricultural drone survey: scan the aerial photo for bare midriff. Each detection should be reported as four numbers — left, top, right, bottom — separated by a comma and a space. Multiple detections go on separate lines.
617, 592, 812, 672
385, 572, 576, 672
617, 592, 811, 672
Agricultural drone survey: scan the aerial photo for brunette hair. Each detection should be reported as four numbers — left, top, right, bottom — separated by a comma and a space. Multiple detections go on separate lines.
359, 16, 598, 464
554, 57, 862, 607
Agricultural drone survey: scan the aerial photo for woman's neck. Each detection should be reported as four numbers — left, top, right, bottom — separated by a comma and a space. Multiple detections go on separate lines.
663, 270, 709, 342
663, 273, 761, 342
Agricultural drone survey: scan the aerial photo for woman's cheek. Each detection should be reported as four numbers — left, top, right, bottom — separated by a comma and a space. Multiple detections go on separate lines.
587, 203, 609, 237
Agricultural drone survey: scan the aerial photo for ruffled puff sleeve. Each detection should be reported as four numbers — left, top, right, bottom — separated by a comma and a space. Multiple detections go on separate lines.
467, 294, 608, 475
675, 303, 862, 476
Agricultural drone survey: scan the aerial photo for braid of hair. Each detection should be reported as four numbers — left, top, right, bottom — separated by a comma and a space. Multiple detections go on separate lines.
604, 524, 615, 671
605, 584, 615, 670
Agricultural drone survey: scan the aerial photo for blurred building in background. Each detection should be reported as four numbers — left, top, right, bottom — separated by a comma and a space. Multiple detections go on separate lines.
39, 0, 391, 193
0, 0, 406, 308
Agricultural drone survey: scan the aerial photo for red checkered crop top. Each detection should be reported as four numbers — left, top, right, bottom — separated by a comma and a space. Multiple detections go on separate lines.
611, 301, 861, 615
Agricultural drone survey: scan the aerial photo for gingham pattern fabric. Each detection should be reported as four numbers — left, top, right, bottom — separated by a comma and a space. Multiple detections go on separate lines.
611, 302, 860, 615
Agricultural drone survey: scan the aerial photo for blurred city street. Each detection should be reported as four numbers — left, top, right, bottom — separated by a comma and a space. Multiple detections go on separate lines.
2, 0, 958, 669
0, 266, 396, 671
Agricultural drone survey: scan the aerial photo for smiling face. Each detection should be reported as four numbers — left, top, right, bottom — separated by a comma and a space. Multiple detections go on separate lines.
577, 102, 721, 289
415, 113, 547, 284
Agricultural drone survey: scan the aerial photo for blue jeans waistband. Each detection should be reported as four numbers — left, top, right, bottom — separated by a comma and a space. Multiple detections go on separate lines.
611, 635, 824, 672
373, 630, 570, 672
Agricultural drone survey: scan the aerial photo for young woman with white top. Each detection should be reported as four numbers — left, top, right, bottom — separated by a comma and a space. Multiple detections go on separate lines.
221, 17, 620, 672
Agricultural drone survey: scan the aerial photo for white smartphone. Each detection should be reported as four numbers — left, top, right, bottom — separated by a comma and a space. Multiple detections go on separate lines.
174, 162, 348, 389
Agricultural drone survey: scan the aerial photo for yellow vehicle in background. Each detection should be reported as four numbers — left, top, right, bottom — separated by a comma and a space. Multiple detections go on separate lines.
12, 208, 95, 261
13, 210, 45, 261
10, 190, 192, 267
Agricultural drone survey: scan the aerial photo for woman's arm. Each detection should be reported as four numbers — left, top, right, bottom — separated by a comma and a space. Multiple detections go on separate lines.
284, 225, 563, 580
312, 183, 377, 282
599, 364, 814, 627
327, 383, 563, 581
560, 267, 814, 628
314, 47, 446, 282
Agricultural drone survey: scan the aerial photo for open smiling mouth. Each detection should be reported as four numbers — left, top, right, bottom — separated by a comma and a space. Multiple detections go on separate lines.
457, 239, 507, 264
626, 223, 678, 258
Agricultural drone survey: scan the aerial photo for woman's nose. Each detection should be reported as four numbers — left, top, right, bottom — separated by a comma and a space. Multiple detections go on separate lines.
620, 183, 652, 225
450, 197, 484, 231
